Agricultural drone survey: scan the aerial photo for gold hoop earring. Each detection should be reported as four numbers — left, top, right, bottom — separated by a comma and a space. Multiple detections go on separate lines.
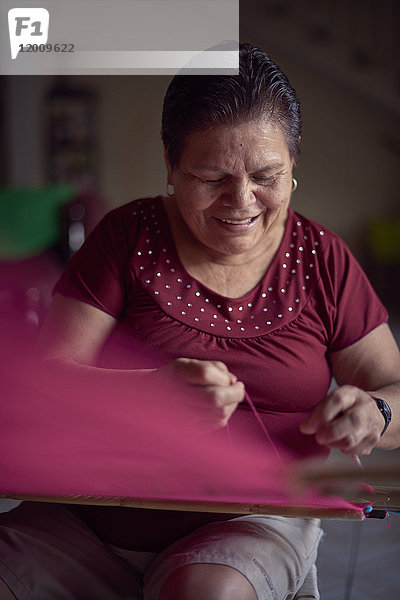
291, 178, 298, 192
166, 183, 175, 197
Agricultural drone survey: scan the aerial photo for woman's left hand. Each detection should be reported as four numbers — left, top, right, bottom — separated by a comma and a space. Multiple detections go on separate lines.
299, 385, 385, 455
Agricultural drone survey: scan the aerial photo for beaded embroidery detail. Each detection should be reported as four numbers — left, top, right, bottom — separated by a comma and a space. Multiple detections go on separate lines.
132, 198, 326, 339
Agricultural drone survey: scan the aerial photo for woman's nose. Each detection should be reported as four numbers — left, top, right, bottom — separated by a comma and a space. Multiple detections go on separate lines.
221, 179, 255, 208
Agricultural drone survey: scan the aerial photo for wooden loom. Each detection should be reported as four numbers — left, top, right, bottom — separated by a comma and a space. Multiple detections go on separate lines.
2, 463, 399, 521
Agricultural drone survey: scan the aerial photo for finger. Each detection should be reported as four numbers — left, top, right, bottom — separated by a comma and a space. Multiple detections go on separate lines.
185, 382, 244, 431
314, 406, 380, 454
173, 358, 235, 387
210, 380, 245, 409
300, 386, 358, 434
191, 380, 244, 410
313, 409, 363, 446
197, 389, 243, 430
188, 381, 244, 418
322, 432, 378, 456
211, 361, 229, 373
211, 361, 238, 384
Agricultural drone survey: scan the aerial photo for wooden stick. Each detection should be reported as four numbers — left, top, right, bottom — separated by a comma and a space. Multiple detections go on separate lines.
0, 492, 364, 520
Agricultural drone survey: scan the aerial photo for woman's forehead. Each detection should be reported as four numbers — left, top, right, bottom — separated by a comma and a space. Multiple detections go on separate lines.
180, 120, 290, 171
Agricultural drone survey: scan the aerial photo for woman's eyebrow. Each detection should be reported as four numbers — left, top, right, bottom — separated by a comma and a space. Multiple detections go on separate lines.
191, 162, 286, 173
251, 162, 285, 173
191, 166, 225, 172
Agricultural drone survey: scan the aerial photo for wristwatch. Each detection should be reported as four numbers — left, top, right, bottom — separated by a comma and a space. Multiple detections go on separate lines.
372, 397, 392, 437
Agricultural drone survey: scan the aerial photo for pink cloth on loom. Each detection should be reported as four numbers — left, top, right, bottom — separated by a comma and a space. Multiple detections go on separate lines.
0, 196, 386, 549
1, 362, 367, 540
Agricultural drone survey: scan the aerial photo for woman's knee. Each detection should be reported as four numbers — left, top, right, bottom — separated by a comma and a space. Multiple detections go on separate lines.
159, 563, 257, 600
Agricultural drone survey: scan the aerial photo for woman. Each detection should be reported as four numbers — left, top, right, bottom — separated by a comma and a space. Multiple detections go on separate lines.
0, 43, 399, 600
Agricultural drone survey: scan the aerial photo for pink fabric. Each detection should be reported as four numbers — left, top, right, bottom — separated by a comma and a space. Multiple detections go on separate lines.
0, 360, 365, 517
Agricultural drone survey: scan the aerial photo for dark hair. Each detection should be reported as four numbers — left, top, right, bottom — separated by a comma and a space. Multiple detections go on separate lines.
161, 43, 302, 169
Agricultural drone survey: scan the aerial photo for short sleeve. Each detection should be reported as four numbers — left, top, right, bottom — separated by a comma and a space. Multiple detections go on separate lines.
322, 236, 388, 352
54, 205, 138, 319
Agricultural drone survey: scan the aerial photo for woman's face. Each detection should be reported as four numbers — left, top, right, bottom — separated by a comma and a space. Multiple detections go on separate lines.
165, 119, 294, 262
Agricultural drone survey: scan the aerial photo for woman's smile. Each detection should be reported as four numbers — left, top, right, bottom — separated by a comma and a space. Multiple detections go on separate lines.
213, 212, 263, 232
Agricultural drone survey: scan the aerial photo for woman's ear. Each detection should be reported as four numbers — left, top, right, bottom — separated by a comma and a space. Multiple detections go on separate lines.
163, 146, 174, 185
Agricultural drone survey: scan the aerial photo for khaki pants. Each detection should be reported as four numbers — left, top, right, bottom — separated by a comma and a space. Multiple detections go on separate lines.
0, 503, 322, 600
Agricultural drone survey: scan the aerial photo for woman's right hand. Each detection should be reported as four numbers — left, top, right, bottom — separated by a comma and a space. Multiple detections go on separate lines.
155, 358, 245, 431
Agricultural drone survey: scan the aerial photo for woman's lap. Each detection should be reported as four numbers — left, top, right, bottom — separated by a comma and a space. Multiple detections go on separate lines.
144, 515, 322, 600
0, 502, 143, 600
0, 502, 322, 600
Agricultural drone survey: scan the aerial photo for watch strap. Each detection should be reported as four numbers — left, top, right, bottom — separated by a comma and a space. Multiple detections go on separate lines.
372, 397, 392, 437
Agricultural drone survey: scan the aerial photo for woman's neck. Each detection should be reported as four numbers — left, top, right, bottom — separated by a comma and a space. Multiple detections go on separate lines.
163, 197, 288, 298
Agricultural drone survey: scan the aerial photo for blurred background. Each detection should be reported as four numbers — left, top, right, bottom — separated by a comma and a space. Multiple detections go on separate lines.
1, 0, 400, 343
1, 2, 399, 598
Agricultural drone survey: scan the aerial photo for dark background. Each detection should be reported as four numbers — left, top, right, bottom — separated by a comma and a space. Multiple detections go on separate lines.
1, 0, 400, 319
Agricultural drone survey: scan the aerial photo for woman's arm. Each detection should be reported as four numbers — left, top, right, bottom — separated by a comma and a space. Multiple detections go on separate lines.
36, 293, 118, 366
300, 322, 400, 453
33, 293, 244, 430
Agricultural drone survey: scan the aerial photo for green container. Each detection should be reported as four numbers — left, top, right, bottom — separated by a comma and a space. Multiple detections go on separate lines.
369, 217, 400, 265
0, 185, 75, 260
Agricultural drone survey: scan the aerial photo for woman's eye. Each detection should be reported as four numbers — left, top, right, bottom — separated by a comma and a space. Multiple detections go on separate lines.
253, 175, 277, 184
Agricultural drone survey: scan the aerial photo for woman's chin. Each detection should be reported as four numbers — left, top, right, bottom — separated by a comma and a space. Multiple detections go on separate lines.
206, 233, 263, 259
206, 215, 266, 253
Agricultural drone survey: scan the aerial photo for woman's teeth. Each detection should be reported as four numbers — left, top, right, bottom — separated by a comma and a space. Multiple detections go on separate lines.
219, 216, 257, 224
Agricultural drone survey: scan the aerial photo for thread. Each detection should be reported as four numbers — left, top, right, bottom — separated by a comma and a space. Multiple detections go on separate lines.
244, 391, 286, 468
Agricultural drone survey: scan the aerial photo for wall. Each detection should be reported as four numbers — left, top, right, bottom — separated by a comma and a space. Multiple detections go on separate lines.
2, 4, 400, 259
268, 52, 399, 251
94, 75, 169, 206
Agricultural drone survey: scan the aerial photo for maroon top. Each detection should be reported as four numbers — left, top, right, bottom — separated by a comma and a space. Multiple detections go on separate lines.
56, 196, 388, 460
55, 196, 388, 549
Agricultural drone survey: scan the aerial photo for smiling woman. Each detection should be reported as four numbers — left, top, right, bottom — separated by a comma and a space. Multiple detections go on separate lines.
1, 43, 399, 600
163, 121, 293, 297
